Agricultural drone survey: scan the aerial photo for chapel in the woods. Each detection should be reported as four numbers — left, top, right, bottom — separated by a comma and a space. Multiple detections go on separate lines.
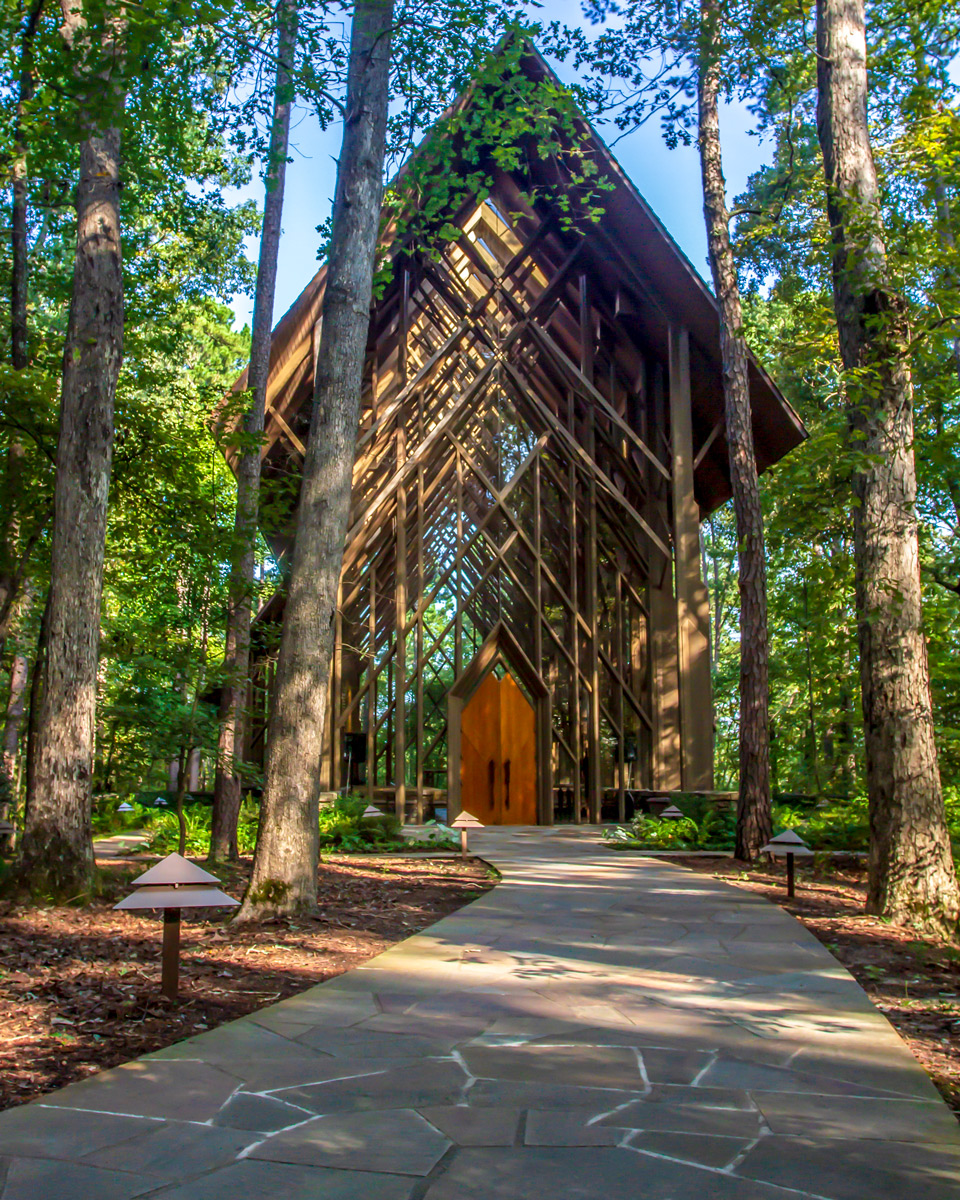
238, 46, 805, 826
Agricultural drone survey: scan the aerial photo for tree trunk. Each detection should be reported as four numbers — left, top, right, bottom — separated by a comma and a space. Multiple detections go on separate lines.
211, 0, 299, 863
0, 0, 45, 666
816, 0, 959, 936
697, 5, 771, 860
3, 654, 28, 786
237, 0, 394, 921
18, 2, 126, 896
23, 590, 50, 830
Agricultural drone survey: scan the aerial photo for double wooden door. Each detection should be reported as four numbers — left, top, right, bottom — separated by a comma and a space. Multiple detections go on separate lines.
460, 670, 537, 824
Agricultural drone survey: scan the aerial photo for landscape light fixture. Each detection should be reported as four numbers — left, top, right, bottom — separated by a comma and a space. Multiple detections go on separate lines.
114, 852, 238, 1000
759, 829, 813, 898
362, 805, 384, 820
451, 811, 484, 856
660, 804, 685, 820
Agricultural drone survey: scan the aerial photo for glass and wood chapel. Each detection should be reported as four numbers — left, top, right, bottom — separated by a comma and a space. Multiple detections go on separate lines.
236, 47, 805, 827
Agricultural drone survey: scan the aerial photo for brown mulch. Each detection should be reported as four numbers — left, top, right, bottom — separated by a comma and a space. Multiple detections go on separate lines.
0, 854, 493, 1113
671, 854, 960, 1119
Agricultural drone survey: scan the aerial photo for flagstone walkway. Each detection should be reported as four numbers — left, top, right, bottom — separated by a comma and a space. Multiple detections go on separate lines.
3, 827, 960, 1199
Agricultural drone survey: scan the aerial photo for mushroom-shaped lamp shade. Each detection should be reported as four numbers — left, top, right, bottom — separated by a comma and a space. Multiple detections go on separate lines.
115, 884, 239, 910
759, 829, 813, 857
451, 811, 484, 855
113, 852, 239, 911
112, 852, 238, 1001
451, 812, 485, 829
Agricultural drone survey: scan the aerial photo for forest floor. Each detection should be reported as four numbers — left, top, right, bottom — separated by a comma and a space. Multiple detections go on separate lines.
672, 854, 960, 1120
0, 853, 493, 1113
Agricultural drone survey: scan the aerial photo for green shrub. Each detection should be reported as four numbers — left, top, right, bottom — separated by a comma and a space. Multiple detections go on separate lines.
143, 801, 260, 856
772, 796, 869, 852
603, 801, 736, 851
91, 794, 148, 835
318, 794, 403, 851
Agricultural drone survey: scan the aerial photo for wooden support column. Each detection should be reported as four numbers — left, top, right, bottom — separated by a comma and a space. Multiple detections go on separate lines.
668, 325, 714, 790
615, 569, 626, 822
585, 406, 601, 823
331, 586, 343, 792
567, 390, 582, 823
455, 448, 463, 678
649, 361, 682, 790
395, 267, 410, 822
581, 274, 601, 823
533, 456, 543, 674
367, 564, 377, 800
416, 458, 425, 822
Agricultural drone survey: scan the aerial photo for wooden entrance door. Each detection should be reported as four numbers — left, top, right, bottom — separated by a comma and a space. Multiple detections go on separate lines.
460, 671, 537, 824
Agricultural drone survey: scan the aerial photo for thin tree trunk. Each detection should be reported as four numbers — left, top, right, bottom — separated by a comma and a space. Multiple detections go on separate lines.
3, 654, 28, 786
816, 0, 959, 936
18, 1, 126, 895
211, 0, 299, 863
237, 0, 394, 921
697, 3, 771, 860
23, 590, 50, 830
0, 0, 45, 665
1, 652, 27, 849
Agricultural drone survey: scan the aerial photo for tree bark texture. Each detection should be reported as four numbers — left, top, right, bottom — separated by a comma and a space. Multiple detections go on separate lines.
697, 13, 771, 861
238, 0, 394, 920
19, 2, 125, 894
816, 0, 959, 935
211, 0, 299, 862
23, 590, 50, 832
2, 654, 28, 785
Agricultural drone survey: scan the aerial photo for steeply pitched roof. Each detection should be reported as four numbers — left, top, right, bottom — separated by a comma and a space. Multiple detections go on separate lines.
239, 39, 805, 518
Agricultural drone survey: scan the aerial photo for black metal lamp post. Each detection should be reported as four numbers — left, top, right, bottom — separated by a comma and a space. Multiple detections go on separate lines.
759, 829, 813, 898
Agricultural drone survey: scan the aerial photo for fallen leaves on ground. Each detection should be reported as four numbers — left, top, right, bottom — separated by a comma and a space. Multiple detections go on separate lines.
0, 854, 492, 1112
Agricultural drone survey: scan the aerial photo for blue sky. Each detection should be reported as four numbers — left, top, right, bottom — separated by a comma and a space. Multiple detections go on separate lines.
228, 11, 771, 330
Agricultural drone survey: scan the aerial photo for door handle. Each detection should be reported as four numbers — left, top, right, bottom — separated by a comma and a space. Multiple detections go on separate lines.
504, 759, 511, 810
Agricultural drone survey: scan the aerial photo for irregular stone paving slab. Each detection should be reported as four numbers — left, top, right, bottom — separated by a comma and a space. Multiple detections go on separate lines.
82, 1122, 254, 1179
212, 1092, 313, 1132
0, 1104, 152, 1158
737, 1135, 960, 1200
628, 1129, 753, 1168
0, 1157, 155, 1200
753, 1091, 960, 1143
250, 1108, 450, 1175
148, 1160, 417, 1199
418, 1105, 521, 1145
1, 826, 959, 1200
419, 1145, 809, 1199
27, 1058, 239, 1122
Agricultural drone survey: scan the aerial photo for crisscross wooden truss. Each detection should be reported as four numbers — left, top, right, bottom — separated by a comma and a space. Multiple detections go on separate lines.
250, 172, 721, 825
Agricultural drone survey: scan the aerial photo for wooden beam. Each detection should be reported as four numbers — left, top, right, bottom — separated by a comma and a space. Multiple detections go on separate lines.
694, 417, 724, 471
669, 324, 714, 791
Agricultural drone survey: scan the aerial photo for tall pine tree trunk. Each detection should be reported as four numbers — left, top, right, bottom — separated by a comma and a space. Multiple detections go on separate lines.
18, 1, 125, 895
210, 0, 299, 862
237, 0, 394, 921
0, 0, 44, 665
698, 6, 771, 860
816, 0, 959, 936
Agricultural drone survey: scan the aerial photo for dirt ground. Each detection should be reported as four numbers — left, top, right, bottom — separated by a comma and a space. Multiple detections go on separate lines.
672, 855, 960, 1119
0, 854, 493, 1112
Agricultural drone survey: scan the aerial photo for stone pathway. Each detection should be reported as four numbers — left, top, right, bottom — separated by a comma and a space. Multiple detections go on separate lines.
3, 827, 960, 1199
